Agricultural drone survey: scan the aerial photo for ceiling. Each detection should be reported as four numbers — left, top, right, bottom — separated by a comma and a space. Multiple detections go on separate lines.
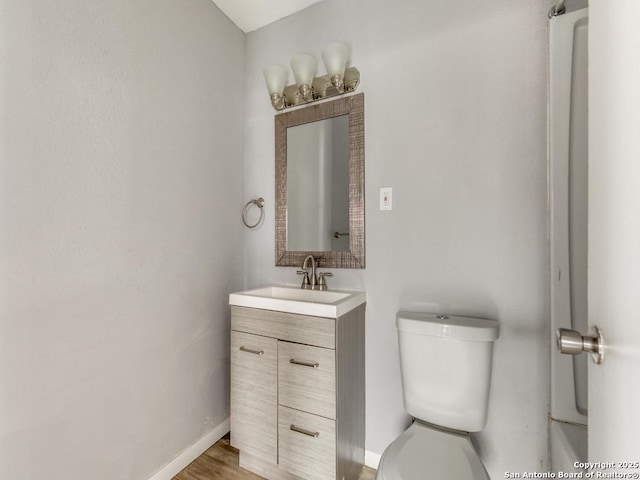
211, 0, 325, 33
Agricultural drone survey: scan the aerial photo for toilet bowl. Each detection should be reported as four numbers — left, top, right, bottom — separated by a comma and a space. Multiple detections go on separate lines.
376, 311, 499, 480
376, 421, 489, 480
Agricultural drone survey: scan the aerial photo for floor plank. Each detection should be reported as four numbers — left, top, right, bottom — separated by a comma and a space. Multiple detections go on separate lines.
174, 434, 376, 480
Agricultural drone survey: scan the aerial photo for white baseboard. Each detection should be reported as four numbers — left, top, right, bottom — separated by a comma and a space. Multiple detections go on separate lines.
365, 449, 381, 470
147, 418, 230, 480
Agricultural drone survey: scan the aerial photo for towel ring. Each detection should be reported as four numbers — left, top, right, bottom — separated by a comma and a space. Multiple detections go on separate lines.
242, 197, 265, 228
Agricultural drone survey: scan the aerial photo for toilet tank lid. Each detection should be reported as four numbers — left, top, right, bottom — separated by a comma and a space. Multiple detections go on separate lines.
396, 311, 499, 341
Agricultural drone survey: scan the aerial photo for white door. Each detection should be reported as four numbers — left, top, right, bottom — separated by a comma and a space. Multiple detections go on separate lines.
588, 0, 640, 463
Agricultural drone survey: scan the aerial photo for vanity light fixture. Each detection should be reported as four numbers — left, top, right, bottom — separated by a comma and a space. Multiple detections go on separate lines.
262, 42, 360, 111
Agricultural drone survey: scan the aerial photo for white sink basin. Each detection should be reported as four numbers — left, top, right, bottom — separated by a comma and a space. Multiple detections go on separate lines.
229, 286, 366, 318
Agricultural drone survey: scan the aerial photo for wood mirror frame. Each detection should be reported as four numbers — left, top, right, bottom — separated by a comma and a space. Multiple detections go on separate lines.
275, 93, 365, 269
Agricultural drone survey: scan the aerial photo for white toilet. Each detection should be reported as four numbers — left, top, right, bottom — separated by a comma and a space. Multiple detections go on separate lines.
376, 311, 499, 480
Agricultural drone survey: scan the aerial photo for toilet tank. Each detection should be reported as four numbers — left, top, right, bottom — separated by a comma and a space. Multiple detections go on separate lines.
396, 311, 499, 432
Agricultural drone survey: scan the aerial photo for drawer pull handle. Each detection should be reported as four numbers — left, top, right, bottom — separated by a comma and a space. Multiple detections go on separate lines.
289, 358, 319, 368
240, 346, 264, 356
290, 424, 319, 438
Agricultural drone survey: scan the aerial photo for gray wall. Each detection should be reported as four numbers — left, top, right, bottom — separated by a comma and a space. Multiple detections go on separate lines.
0, 0, 244, 478
244, 0, 550, 477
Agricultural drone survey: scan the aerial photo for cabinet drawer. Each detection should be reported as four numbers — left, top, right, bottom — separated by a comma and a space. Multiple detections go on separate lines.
278, 341, 336, 419
231, 306, 335, 349
230, 331, 277, 464
278, 405, 336, 480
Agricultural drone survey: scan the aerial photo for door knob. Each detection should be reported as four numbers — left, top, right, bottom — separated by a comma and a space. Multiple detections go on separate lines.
556, 327, 604, 364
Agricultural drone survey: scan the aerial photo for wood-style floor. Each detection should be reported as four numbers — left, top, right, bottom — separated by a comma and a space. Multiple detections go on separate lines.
173, 434, 376, 480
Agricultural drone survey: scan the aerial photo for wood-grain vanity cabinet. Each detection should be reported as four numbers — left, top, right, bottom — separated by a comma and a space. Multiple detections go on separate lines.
230, 304, 365, 480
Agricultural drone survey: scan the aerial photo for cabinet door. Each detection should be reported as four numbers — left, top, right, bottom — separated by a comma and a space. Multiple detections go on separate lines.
278, 405, 336, 480
278, 341, 336, 419
230, 331, 277, 463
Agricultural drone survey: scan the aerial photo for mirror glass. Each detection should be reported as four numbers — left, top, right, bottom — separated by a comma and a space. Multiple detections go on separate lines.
275, 93, 365, 269
286, 115, 350, 252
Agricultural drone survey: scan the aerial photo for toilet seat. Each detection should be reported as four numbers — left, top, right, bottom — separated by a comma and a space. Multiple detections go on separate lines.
376, 422, 489, 480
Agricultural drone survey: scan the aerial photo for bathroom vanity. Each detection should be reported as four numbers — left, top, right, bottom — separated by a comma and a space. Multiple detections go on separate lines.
229, 286, 366, 480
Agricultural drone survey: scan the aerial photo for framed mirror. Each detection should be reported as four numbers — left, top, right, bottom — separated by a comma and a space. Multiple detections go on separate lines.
275, 93, 365, 268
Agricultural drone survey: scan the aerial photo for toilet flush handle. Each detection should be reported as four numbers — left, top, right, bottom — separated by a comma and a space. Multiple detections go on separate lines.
556, 327, 604, 364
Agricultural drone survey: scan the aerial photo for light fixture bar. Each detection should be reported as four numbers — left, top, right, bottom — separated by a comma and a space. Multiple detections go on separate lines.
264, 42, 359, 111
273, 67, 360, 110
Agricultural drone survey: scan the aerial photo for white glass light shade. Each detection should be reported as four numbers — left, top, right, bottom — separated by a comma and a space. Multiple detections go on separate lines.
321, 42, 350, 77
290, 54, 317, 87
263, 65, 289, 95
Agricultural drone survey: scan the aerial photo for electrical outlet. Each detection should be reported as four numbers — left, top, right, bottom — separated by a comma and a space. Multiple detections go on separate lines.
380, 187, 392, 210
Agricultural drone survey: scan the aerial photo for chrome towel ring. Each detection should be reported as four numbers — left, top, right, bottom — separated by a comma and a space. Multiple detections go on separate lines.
242, 197, 265, 228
